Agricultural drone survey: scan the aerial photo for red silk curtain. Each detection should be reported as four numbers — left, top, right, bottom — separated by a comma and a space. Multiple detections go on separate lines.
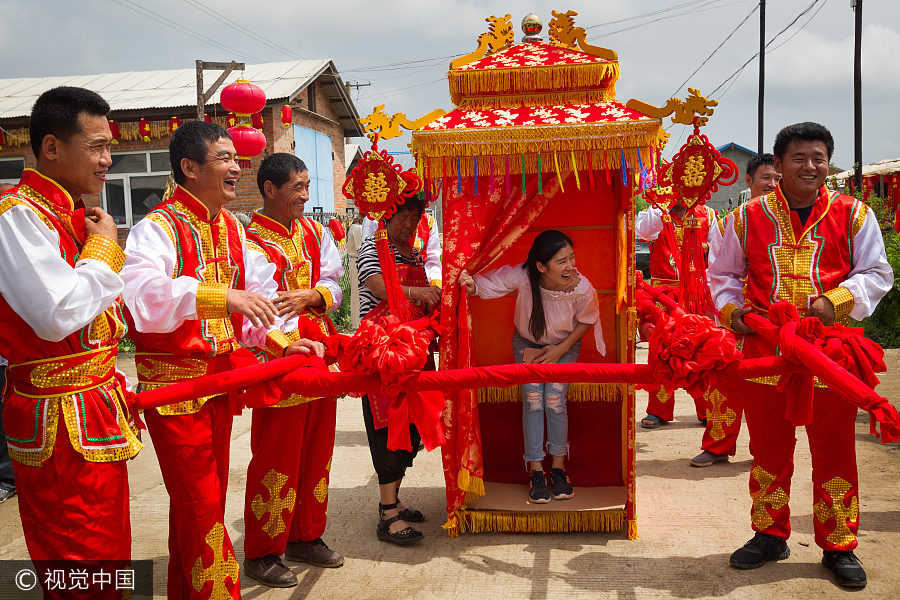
438, 172, 556, 519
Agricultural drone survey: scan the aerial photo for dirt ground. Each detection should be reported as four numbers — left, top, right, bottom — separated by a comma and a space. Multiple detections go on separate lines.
0, 347, 898, 599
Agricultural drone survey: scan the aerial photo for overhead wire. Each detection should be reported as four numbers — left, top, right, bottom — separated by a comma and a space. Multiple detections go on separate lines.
669, 3, 760, 98
178, 0, 306, 60
584, 0, 726, 30
707, 0, 825, 98
107, 0, 266, 62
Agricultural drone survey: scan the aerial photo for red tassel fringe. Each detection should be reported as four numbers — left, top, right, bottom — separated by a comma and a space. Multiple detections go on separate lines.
375, 221, 414, 322
679, 206, 713, 315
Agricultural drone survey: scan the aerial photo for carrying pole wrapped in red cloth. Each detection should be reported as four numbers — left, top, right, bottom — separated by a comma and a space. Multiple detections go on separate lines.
742, 307, 900, 442
638, 276, 899, 442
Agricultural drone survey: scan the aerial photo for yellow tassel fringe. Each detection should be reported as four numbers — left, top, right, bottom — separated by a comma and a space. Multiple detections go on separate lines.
449, 61, 621, 105
458, 508, 626, 534
457, 468, 486, 497
477, 383, 624, 404
416, 148, 656, 180
413, 129, 663, 177
627, 519, 639, 540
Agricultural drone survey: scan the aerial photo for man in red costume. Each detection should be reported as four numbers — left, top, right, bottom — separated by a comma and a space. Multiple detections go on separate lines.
710, 122, 893, 588
691, 153, 780, 467
635, 200, 717, 429
241, 153, 345, 586
121, 121, 321, 599
0, 86, 141, 598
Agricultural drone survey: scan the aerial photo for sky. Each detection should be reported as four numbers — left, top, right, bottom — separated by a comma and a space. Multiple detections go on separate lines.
2, 0, 899, 169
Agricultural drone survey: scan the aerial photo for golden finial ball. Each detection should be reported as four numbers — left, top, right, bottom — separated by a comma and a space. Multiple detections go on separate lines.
522, 14, 543, 36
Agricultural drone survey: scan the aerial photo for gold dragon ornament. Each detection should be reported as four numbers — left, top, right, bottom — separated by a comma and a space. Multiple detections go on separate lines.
548, 9, 618, 60
360, 104, 446, 142
626, 88, 719, 127
449, 14, 515, 70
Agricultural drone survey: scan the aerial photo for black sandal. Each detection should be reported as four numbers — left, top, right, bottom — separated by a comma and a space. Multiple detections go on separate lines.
376, 503, 424, 545
397, 498, 425, 523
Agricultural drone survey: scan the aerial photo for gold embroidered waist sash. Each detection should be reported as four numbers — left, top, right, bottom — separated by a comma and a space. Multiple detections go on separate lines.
7, 346, 117, 398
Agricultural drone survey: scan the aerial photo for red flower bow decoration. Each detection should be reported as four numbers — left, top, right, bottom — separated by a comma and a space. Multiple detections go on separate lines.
340, 316, 446, 451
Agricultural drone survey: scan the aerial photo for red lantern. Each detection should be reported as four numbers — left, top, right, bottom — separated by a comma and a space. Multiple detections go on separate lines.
169, 116, 181, 135
220, 79, 266, 116
138, 118, 151, 142
108, 120, 120, 145
228, 125, 266, 169
203, 113, 212, 123
226, 112, 237, 128
251, 112, 264, 130
280, 105, 293, 127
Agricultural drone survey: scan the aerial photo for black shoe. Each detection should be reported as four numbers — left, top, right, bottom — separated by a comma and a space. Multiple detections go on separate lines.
397, 498, 425, 523
528, 470, 551, 504
285, 538, 344, 568
243, 554, 298, 588
822, 550, 867, 588
730, 532, 790, 569
690, 450, 729, 467
549, 468, 575, 500
376, 503, 424, 545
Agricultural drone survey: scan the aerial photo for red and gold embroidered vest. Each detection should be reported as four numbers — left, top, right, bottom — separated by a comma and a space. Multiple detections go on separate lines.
126, 186, 249, 415
246, 213, 338, 407
649, 206, 715, 284
734, 185, 866, 361
0, 169, 140, 464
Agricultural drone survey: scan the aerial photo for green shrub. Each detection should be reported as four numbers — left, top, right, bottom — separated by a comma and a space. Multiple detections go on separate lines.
849, 194, 900, 348
331, 251, 354, 333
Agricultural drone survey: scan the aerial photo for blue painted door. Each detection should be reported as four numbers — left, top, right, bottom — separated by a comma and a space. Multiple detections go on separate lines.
293, 125, 335, 212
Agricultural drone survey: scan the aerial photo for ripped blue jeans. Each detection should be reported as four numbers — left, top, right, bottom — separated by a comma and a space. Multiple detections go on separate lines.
512, 331, 582, 462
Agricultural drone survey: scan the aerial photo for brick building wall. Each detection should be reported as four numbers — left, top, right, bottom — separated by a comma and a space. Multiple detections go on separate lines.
0, 75, 352, 246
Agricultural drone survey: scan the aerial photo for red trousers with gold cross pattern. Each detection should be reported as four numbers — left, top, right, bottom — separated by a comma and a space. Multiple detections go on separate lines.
741, 381, 860, 551
700, 386, 744, 456
145, 400, 240, 600
243, 397, 337, 560
12, 418, 131, 600
644, 385, 705, 422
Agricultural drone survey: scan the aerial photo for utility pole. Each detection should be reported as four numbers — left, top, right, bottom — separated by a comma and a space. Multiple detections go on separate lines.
195, 60, 245, 120
758, 0, 766, 155
852, 0, 863, 193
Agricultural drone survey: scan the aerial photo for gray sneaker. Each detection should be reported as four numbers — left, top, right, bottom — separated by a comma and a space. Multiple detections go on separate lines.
243, 554, 298, 588
690, 450, 729, 467
0, 488, 16, 503
285, 538, 344, 568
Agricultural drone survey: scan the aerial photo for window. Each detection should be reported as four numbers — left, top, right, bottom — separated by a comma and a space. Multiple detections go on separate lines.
293, 125, 335, 212
101, 151, 169, 227
306, 83, 316, 113
0, 157, 25, 185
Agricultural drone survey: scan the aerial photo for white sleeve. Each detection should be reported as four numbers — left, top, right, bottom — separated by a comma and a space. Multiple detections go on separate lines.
472, 264, 526, 299
425, 217, 442, 283
635, 207, 664, 242
707, 216, 747, 314
0, 205, 124, 342
315, 228, 344, 312
361, 217, 376, 239
239, 229, 286, 348
844, 209, 894, 320
707, 214, 727, 268
121, 218, 201, 333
